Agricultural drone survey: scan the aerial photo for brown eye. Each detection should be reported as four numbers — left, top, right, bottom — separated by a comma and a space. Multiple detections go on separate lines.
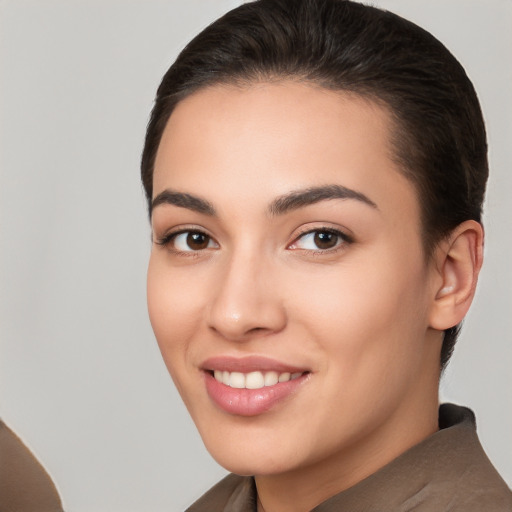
186, 232, 210, 250
168, 231, 218, 252
313, 231, 338, 249
289, 228, 350, 252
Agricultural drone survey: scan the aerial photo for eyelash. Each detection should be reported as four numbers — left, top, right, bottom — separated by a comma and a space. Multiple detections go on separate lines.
155, 227, 353, 255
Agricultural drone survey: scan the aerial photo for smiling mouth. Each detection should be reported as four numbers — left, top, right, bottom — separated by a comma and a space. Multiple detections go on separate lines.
212, 370, 306, 389
202, 356, 311, 415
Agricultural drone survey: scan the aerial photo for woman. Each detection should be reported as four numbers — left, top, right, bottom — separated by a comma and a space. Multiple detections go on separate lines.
141, 0, 512, 510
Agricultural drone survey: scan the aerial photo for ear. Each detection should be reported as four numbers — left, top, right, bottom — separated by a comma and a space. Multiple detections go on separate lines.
428, 220, 484, 330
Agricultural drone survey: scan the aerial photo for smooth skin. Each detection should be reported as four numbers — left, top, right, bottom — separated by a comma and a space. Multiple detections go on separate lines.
147, 82, 483, 512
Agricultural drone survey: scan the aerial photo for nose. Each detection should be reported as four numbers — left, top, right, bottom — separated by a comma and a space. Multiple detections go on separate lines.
206, 251, 287, 342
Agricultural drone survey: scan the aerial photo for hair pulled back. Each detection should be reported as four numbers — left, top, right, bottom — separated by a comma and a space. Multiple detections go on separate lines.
141, 0, 488, 368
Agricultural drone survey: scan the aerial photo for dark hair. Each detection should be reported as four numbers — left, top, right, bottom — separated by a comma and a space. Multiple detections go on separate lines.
141, 0, 488, 368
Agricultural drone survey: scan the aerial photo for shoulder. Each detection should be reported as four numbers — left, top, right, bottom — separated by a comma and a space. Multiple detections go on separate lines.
433, 404, 512, 511
185, 473, 256, 512
398, 404, 512, 512
0, 420, 64, 512
442, 435, 512, 511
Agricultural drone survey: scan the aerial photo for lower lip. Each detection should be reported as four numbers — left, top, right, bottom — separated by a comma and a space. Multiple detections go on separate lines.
204, 372, 309, 416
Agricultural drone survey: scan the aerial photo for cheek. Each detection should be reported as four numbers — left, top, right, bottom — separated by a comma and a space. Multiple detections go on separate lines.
291, 250, 430, 379
146, 256, 205, 377
280, 255, 432, 450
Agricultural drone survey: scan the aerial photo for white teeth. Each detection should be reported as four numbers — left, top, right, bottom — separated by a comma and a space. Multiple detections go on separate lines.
212, 370, 304, 389
229, 372, 245, 389
264, 371, 279, 386
278, 372, 291, 383
246, 371, 265, 389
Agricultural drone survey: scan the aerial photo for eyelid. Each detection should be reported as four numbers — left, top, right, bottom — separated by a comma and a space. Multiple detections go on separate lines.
154, 223, 212, 242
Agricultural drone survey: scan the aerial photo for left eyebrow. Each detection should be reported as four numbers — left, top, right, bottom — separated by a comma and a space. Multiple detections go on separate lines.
268, 184, 378, 216
151, 189, 216, 216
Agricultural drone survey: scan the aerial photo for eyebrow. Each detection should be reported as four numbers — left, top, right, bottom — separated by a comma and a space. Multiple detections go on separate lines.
151, 184, 377, 218
268, 184, 378, 215
151, 189, 216, 216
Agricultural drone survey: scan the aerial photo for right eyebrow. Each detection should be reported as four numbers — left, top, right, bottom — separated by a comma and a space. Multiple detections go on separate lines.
151, 189, 216, 216
268, 184, 378, 216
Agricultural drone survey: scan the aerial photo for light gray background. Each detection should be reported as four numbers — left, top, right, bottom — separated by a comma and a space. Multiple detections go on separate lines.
0, 1, 510, 511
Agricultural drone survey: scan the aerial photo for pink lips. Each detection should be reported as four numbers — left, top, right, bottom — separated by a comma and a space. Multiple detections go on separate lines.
202, 356, 310, 416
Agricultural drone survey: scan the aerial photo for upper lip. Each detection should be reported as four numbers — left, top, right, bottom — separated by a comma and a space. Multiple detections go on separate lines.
201, 355, 309, 374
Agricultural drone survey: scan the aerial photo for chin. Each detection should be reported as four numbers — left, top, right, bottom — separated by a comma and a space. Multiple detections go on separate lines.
208, 449, 293, 477
197, 423, 299, 477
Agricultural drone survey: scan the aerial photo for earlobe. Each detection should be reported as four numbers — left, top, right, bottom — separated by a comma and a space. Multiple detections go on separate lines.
429, 220, 484, 330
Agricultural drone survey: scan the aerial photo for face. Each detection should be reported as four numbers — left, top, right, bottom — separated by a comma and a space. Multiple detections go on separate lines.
147, 82, 441, 480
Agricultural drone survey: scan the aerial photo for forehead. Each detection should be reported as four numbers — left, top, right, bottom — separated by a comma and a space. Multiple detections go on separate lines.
153, 81, 419, 223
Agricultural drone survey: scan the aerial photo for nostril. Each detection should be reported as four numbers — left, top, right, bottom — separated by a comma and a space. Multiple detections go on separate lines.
248, 327, 266, 334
